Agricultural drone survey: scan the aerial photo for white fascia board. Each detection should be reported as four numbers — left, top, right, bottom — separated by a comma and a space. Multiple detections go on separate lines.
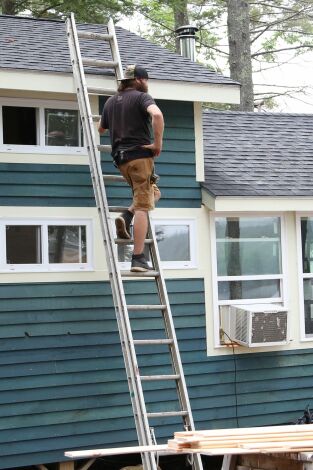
0, 69, 77, 94
0, 68, 240, 104
148, 79, 240, 103
202, 189, 313, 211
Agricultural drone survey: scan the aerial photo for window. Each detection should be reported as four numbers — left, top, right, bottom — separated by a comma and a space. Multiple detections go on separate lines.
0, 98, 84, 154
299, 216, 313, 339
3, 106, 37, 145
1, 219, 92, 272
116, 219, 197, 270
6, 225, 41, 264
48, 226, 87, 263
212, 215, 285, 345
45, 109, 82, 147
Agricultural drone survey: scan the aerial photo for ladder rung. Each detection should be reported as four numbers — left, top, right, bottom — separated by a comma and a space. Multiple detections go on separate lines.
147, 411, 188, 418
127, 304, 166, 311
88, 87, 116, 96
92, 114, 101, 121
115, 239, 153, 245
109, 206, 129, 212
121, 271, 159, 278
103, 174, 125, 182
78, 31, 113, 41
82, 58, 118, 68
133, 339, 173, 345
98, 144, 112, 153
140, 374, 180, 381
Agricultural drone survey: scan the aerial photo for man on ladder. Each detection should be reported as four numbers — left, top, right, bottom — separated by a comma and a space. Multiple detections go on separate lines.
98, 64, 164, 272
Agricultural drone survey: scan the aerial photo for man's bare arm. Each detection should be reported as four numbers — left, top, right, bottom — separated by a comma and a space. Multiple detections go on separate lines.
98, 120, 107, 135
143, 104, 164, 157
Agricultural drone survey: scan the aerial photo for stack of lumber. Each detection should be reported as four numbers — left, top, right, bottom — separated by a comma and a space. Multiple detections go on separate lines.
64, 425, 313, 461
167, 424, 313, 456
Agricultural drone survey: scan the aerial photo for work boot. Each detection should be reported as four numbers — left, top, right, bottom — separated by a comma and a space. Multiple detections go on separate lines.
131, 253, 152, 272
115, 210, 133, 239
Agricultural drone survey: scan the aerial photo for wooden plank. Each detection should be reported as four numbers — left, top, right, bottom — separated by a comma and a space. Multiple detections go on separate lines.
241, 441, 313, 450
65, 444, 171, 458
174, 424, 313, 439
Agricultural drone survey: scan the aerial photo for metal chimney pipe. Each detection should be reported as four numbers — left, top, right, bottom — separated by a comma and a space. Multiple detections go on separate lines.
175, 25, 198, 61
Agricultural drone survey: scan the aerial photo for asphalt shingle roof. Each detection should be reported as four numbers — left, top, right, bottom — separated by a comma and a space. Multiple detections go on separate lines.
0, 14, 236, 85
202, 111, 313, 197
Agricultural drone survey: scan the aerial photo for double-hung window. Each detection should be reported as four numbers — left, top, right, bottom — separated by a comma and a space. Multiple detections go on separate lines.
116, 219, 197, 270
1, 219, 92, 272
212, 215, 285, 345
0, 98, 84, 154
298, 215, 313, 339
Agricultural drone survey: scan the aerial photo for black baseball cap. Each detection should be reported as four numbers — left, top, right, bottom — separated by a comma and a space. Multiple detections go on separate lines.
120, 64, 149, 81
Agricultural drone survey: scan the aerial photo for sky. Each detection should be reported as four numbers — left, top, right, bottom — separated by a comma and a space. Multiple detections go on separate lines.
255, 51, 313, 113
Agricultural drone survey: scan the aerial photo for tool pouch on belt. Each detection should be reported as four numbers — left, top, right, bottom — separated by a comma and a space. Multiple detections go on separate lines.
150, 173, 160, 184
113, 148, 153, 167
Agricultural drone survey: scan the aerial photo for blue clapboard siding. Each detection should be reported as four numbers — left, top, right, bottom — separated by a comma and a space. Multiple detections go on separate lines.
1, 279, 313, 468
0, 163, 95, 206
0, 100, 200, 208
100, 99, 202, 208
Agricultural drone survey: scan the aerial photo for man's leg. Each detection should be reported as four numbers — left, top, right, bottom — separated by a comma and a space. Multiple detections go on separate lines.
133, 209, 148, 255
117, 158, 158, 271
115, 208, 133, 239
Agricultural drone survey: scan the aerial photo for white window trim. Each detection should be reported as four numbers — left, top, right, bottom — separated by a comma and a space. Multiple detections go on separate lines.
116, 218, 197, 270
2, 217, 93, 273
0, 97, 87, 155
153, 218, 197, 269
296, 212, 313, 341
210, 212, 288, 348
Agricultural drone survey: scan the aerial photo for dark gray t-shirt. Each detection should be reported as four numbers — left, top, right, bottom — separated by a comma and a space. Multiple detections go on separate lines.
100, 89, 155, 155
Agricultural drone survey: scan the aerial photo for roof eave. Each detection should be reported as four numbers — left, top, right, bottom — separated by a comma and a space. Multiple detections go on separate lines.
201, 188, 313, 212
0, 67, 240, 103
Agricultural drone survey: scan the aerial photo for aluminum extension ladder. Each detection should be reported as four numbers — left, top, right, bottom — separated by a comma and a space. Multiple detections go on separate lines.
66, 14, 203, 470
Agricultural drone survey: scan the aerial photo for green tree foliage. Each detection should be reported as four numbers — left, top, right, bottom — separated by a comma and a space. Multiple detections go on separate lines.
0, 0, 134, 22
250, 1, 313, 66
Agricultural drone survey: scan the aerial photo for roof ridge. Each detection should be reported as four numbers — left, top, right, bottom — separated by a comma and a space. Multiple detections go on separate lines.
0, 13, 65, 23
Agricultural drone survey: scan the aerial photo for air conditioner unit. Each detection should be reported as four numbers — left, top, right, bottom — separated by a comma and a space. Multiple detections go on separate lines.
223, 304, 288, 347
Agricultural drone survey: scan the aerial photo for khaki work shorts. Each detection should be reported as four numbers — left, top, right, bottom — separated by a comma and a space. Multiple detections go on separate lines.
118, 157, 161, 211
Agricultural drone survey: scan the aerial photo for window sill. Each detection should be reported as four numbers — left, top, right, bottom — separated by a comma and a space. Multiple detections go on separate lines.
118, 262, 197, 271
4, 266, 93, 273
0, 145, 87, 155
299, 336, 313, 342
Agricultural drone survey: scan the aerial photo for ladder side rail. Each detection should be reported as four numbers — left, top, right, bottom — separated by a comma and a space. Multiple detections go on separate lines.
67, 16, 158, 466
107, 18, 124, 81
147, 215, 204, 470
